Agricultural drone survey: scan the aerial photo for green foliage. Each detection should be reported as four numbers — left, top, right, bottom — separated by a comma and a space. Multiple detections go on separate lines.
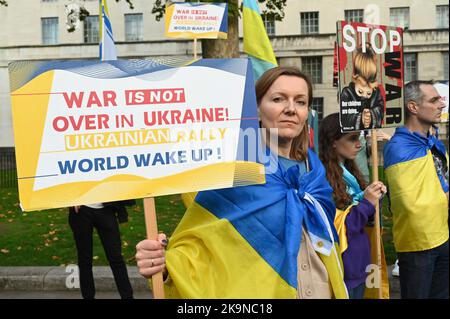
151, 0, 287, 21
0, 188, 185, 266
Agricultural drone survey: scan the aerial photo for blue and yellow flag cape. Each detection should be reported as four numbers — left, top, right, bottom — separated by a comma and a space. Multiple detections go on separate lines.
384, 127, 449, 252
166, 149, 348, 298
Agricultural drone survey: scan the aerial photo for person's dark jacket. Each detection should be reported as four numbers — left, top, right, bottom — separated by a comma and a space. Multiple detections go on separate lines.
104, 200, 136, 224
70, 200, 136, 224
340, 82, 384, 131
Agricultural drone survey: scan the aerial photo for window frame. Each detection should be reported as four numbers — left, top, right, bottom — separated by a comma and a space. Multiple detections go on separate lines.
41, 17, 59, 45
300, 11, 319, 35
125, 13, 144, 42
301, 56, 322, 84
83, 15, 99, 44
389, 7, 410, 29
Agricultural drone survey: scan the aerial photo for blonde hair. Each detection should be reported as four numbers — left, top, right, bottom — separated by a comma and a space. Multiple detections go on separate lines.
352, 43, 378, 87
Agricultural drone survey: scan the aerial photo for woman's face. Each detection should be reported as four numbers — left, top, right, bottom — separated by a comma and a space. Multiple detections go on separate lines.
333, 132, 362, 161
258, 75, 309, 143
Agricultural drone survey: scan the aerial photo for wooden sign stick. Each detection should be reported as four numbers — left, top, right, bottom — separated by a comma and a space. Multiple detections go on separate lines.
371, 129, 382, 299
193, 38, 198, 59
143, 197, 165, 299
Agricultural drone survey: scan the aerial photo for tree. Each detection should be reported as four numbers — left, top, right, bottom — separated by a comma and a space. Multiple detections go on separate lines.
67, 0, 287, 58
152, 0, 287, 58
2, 0, 286, 56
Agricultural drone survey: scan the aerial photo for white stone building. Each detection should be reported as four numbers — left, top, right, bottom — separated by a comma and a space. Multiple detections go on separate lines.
1, 0, 448, 147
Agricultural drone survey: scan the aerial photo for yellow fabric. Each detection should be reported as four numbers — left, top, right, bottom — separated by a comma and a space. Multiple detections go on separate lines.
162, 201, 348, 298
318, 244, 349, 299
363, 226, 390, 299
385, 151, 449, 252
334, 205, 389, 298
242, 6, 277, 65
181, 192, 197, 209
164, 201, 296, 298
334, 205, 353, 253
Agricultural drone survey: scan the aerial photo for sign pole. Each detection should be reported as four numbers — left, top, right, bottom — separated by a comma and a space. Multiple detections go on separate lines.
371, 129, 382, 299
193, 37, 198, 59
144, 197, 165, 299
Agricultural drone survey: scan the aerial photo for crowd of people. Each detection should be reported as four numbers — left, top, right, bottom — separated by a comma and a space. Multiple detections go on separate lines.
68, 66, 448, 299
134, 67, 449, 299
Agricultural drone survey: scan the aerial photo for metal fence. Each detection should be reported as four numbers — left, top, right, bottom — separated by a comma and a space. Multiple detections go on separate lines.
0, 148, 17, 188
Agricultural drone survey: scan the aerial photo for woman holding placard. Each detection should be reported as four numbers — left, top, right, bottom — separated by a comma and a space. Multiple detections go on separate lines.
318, 113, 387, 299
135, 67, 348, 299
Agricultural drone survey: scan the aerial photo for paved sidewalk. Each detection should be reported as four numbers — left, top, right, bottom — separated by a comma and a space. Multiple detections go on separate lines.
0, 265, 400, 299
0, 266, 152, 298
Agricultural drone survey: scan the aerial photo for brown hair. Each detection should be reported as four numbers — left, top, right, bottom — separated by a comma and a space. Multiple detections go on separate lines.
352, 43, 378, 88
255, 66, 313, 161
318, 113, 367, 209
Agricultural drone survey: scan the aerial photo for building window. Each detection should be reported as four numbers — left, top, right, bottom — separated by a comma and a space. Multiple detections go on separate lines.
311, 97, 324, 122
300, 12, 319, 35
344, 9, 364, 23
262, 14, 275, 36
390, 7, 409, 29
404, 53, 417, 82
302, 56, 322, 84
125, 13, 143, 41
444, 52, 449, 80
84, 15, 99, 43
41, 17, 58, 45
437, 5, 449, 28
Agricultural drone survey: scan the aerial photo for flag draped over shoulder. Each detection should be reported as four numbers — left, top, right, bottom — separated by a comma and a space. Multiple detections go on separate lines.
332, 166, 390, 299
99, 0, 117, 61
243, 0, 278, 81
165, 149, 348, 298
384, 127, 449, 253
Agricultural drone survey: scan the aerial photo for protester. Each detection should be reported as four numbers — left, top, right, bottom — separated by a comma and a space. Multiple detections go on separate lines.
69, 200, 135, 299
135, 66, 348, 298
384, 80, 449, 299
318, 113, 387, 299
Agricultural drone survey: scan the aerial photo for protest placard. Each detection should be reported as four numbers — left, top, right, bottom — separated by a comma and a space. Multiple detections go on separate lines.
165, 2, 228, 39
337, 21, 404, 132
434, 81, 449, 123
9, 58, 264, 211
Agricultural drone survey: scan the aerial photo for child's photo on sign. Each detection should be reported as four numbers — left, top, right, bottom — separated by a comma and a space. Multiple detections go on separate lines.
337, 21, 404, 132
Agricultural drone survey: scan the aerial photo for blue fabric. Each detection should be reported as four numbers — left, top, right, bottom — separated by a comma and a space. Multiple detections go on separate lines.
347, 282, 366, 299
384, 126, 448, 192
384, 127, 447, 168
243, 0, 261, 12
278, 156, 307, 174
340, 163, 365, 204
195, 149, 338, 288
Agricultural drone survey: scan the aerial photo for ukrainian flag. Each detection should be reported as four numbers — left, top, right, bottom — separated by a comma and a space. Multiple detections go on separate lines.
384, 127, 449, 253
166, 149, 348, 298
243, 0, 278, 81
99, 0, 117, 61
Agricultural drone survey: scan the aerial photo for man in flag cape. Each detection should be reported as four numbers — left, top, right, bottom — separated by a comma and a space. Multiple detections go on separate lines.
384, 80, 448, 299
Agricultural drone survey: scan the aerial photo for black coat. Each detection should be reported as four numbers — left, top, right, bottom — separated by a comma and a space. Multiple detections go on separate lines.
340, 82, 384, 131
70, 200, 136, 224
